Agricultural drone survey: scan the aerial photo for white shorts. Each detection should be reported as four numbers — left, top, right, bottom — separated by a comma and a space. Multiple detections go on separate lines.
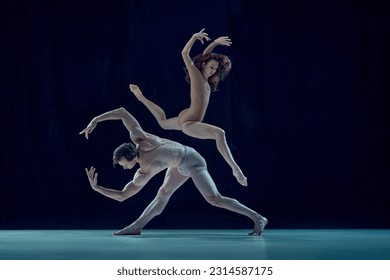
177, 146, 207, 177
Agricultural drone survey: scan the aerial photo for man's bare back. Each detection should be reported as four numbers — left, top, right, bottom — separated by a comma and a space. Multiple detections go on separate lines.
136, 136, 186, 175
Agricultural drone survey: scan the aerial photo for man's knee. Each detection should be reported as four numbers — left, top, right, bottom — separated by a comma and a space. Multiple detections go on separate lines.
205, 194, 224, 207
157, 186, 173, 200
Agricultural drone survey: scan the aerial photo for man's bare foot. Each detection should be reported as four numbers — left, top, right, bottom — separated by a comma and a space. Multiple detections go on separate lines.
113, 225, 142, 236
129, 84, 144, 102
249, 216, 268, 236
233, 167, 247, 186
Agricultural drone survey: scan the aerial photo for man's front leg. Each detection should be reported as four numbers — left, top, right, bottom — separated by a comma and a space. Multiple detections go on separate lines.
113, 196, 167, 236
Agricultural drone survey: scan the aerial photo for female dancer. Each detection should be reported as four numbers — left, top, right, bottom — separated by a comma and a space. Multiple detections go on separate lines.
130, 28, 247, 186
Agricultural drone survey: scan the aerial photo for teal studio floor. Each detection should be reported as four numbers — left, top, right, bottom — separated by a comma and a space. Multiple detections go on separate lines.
0, 229, 389, 260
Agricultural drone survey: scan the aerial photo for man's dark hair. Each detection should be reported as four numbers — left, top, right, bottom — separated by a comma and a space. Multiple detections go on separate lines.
113, 142, 139, 166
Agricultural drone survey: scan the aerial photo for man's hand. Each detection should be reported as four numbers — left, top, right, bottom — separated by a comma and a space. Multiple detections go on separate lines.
79, 119, 97, 139
85, 166, 99, 190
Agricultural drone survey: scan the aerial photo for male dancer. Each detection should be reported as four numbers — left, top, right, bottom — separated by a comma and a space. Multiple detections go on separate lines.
80, 91, 267, 236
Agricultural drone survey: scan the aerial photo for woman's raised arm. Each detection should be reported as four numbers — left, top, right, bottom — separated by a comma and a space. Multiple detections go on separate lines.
181, 28, 210, 70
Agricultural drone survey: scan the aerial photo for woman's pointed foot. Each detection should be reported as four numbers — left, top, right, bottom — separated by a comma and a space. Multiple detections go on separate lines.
233, 167, 247, 186
129, 84, 144, 101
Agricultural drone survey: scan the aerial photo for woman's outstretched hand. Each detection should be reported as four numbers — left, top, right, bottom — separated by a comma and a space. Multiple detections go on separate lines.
193, 28, 211, 44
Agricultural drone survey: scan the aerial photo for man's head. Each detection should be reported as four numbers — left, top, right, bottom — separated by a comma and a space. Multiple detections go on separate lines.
113, 142, 139, 169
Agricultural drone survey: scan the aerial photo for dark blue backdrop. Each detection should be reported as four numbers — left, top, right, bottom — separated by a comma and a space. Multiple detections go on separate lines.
1, 0, 389, 229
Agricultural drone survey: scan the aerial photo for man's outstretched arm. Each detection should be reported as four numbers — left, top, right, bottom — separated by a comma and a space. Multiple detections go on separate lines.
85, 166, 146, 202
79, 107, 147, 142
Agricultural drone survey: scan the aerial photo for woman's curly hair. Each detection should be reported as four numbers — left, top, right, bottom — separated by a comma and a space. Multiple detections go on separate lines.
184, 53, 232, 92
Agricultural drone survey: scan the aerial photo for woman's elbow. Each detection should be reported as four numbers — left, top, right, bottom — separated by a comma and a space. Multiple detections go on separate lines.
181, 51, 190, 58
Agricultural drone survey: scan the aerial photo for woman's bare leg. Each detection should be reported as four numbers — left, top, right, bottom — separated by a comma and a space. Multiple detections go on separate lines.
114, 168, 189, 235
192, 170, 267, 236
181, 121, 247, 186
130, 84, 181, 130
